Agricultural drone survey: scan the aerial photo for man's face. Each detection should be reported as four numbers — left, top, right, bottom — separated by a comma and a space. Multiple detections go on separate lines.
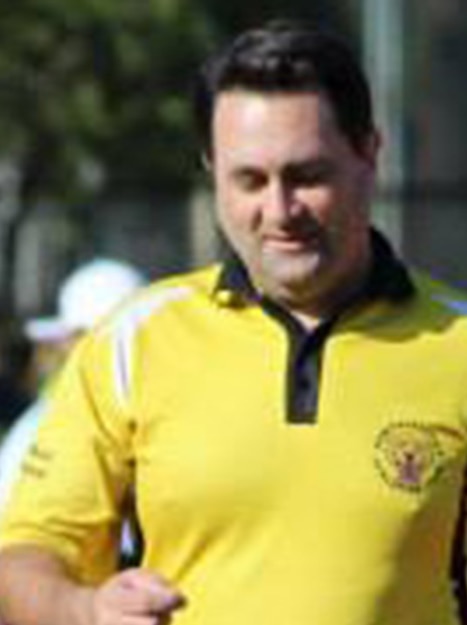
211, 91, 379, 312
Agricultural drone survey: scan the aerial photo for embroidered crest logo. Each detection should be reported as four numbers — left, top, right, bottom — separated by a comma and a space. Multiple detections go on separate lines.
374, 423, 445, 492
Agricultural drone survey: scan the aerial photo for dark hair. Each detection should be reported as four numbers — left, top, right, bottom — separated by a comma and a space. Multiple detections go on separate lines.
194, 20, 375, 155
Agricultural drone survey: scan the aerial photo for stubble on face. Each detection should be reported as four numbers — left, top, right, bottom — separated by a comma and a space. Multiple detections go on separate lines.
253, 226, 331, 302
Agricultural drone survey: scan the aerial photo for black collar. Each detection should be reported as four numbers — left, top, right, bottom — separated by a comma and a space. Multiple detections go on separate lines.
215, 228, 415, 308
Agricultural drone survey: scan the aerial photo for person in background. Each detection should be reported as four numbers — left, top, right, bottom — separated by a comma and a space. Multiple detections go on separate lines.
2, 19, 467, 625
0, 318, 34, 438
0, 258, 145, 513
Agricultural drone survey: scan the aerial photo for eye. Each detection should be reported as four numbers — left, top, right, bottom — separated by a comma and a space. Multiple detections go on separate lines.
233, 169, 267, 192
285, 163, 335, 188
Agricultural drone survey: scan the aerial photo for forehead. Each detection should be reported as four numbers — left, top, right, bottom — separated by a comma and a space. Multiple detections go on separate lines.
212, 91, 347, 163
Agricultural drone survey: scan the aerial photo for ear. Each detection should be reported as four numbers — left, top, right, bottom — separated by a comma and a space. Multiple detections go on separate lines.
201, 152, 213, 173
362, 129, 382, 168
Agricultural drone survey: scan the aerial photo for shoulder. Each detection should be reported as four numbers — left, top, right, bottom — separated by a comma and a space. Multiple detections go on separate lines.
74, 263, 223, 406
89, 263, 223, 339
402, 271, 467, 349
412, 272, 467, 317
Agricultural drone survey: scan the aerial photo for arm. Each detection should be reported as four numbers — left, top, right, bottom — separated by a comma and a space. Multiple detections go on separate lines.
0, 545, 186, 625
0, 545, 93, 625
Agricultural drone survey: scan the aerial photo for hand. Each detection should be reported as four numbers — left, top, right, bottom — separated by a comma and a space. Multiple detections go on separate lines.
91, 567, 186, 625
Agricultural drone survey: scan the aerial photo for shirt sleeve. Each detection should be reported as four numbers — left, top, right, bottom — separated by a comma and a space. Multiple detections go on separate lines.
0, 328, 135, 584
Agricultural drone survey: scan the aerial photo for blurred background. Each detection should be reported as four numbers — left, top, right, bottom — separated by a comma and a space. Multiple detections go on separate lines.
0, 0, 466, 319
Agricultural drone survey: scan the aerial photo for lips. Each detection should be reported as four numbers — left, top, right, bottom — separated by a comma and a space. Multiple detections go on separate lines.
262, 230, 321, 252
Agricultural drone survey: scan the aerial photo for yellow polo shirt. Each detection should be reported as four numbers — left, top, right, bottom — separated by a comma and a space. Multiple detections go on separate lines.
2, 240, 467, 625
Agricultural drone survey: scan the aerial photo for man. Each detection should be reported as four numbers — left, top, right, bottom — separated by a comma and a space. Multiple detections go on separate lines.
1, 19, 467, 625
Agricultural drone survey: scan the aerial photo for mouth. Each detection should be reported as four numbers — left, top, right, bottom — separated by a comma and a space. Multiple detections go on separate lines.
262, 231, 322, 253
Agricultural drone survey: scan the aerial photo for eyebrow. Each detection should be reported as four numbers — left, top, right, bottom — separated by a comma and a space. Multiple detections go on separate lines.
285, 155, 335, 171
230, 154, 335, 176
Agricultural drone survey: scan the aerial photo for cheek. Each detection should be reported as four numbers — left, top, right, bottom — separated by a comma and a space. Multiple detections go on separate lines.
299, 187, 339, 224
217, 188, 259, 232
318, 172, 371, 226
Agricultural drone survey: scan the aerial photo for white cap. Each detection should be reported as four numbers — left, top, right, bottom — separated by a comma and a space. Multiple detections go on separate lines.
25, 258, 145, 342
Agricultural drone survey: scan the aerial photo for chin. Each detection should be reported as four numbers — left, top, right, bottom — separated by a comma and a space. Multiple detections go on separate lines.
262, 270, 322, 301
263, 254, 325, 286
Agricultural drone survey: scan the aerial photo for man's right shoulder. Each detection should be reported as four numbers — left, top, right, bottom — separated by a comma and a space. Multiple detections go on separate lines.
149, 263, 223, 297
92, 263, 223, 339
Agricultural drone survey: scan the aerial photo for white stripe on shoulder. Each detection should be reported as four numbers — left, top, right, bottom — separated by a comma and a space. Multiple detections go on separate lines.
105, 285, 193, 406
431, 294, 467, 315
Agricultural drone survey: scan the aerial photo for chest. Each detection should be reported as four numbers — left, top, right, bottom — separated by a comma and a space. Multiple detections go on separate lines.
131, 325, 467, 546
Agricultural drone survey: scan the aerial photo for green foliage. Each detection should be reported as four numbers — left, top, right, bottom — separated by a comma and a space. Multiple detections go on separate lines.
0, 0, 215, 202
0, 0, 350, 204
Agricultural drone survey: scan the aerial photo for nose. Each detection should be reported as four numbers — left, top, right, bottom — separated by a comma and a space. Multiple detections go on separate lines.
264, 179, 299, 225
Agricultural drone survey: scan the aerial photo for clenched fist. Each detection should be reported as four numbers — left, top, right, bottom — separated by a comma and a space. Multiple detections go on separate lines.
91, 567, 186, 625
